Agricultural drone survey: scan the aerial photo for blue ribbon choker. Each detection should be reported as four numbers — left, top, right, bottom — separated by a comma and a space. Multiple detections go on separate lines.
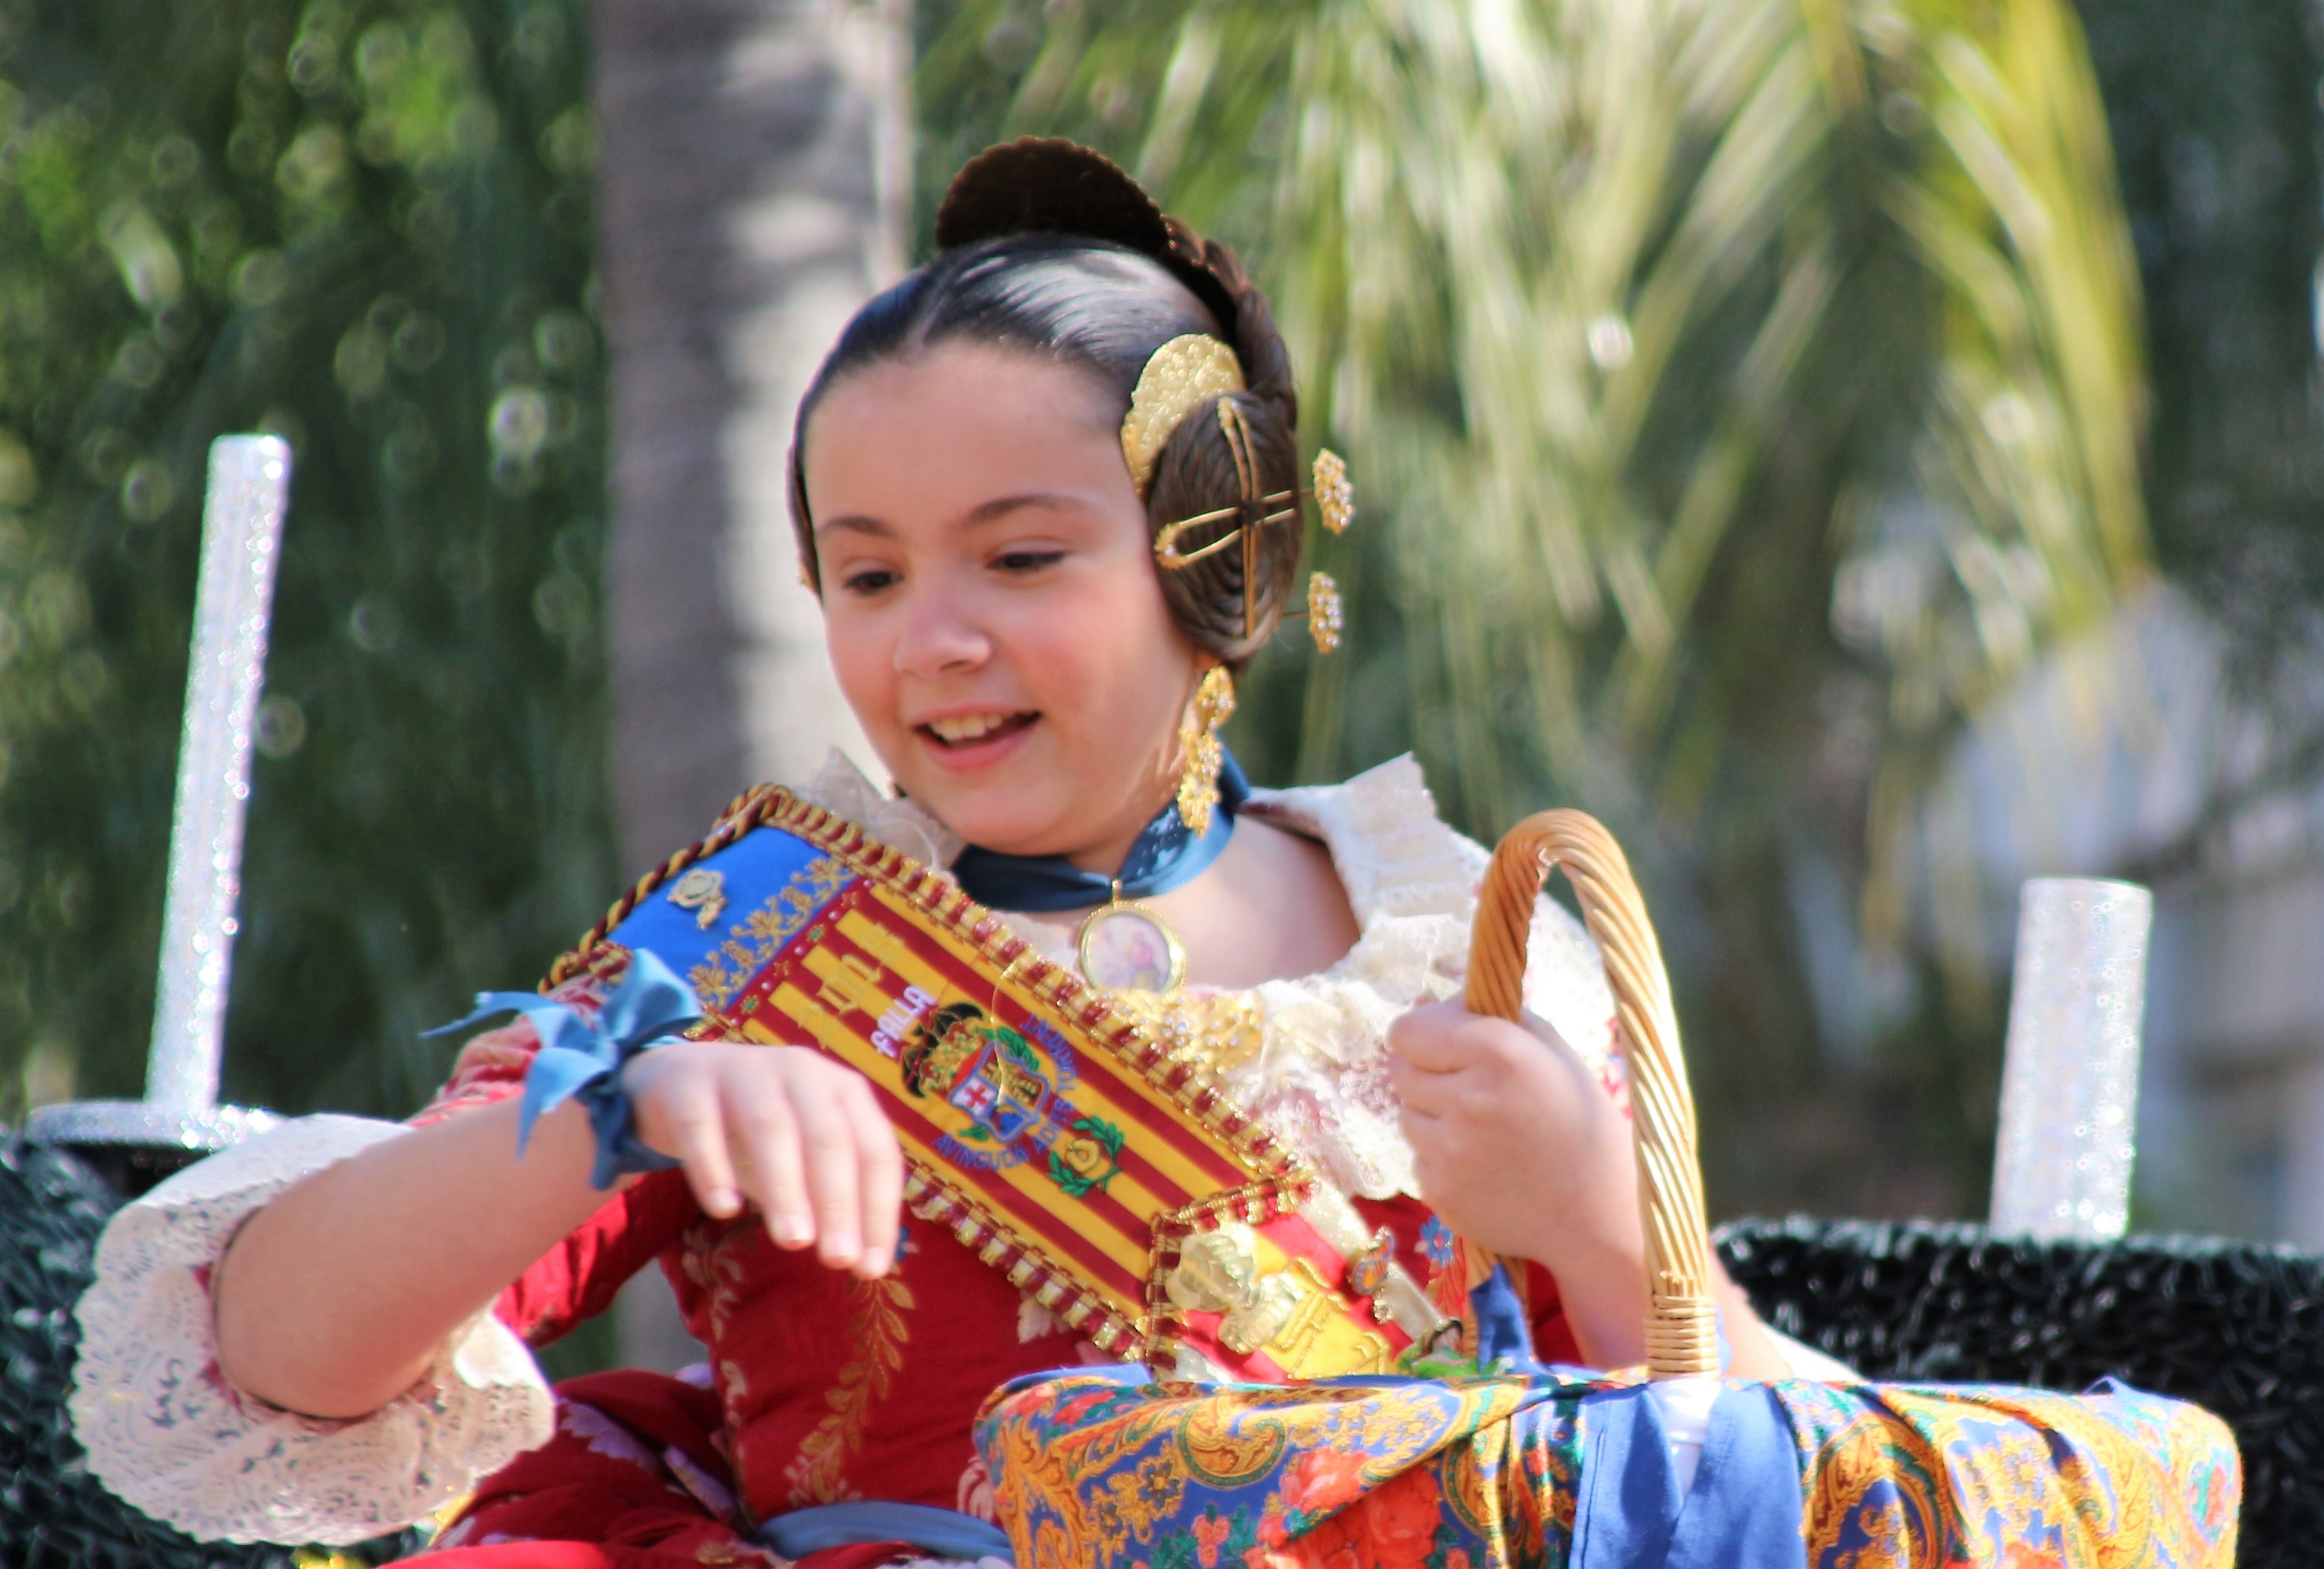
949, 750, 1249, 912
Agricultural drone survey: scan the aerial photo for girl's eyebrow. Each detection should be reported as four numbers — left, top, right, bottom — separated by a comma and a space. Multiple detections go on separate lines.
815, 493, 1085, 540
815, 514, 894, 539
961, 492, 1082, 526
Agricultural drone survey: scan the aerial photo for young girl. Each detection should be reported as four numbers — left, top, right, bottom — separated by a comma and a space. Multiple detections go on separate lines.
70, 140, 1806, 1569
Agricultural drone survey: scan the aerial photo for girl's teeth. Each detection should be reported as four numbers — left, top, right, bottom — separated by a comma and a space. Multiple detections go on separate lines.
930, 714, 1012, 743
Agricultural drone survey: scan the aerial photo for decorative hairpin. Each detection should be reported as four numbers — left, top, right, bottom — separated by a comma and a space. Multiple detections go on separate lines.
1305, 572, 1345, 654
1152, 443, 1358, 655
1122, 333, 1358, 656
1123, 334, 1244, 496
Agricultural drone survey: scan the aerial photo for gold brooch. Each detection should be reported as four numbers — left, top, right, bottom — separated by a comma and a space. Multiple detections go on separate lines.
667, 867, 728, 929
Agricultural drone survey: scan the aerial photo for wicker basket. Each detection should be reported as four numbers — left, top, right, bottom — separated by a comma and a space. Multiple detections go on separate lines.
1462, 808, 1719, 1380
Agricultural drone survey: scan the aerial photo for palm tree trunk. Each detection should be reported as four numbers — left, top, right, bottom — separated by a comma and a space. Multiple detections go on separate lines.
594, 0, 911, 1371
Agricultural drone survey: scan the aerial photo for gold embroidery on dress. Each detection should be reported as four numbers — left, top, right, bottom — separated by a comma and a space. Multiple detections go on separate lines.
782, 1267, 915, 1506
682, 1219, 757, 1345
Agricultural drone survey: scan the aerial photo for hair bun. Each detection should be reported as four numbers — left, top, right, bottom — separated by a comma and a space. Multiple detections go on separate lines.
935, 139, 1170, 255
934, 139, 1243, 365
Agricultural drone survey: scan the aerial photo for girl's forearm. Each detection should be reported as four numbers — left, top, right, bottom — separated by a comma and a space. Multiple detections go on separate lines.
214, 1097, 609, 1419
1710, 1258, 1792, 1379
1535, 1226, 1651, 1370
1542, 1235, 1792, 1378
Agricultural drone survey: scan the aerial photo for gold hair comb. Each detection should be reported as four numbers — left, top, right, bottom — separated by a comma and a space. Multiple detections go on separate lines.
1121, 334, 1244, 496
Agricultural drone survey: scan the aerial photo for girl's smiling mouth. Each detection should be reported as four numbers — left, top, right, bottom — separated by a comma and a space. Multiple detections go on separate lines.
914, 709, 1040, 765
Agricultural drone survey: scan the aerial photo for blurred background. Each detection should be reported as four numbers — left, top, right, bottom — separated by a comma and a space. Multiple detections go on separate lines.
4, 0, 2323, 1368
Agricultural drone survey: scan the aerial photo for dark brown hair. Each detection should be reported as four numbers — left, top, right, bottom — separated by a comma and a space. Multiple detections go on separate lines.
788, 144, 1301, 670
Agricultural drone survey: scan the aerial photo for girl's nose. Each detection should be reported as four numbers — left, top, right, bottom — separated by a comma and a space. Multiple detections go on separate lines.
893, 584, 992, 677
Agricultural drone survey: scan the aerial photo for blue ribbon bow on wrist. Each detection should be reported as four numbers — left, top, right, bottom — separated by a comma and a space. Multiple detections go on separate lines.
425, 949, 706, 1191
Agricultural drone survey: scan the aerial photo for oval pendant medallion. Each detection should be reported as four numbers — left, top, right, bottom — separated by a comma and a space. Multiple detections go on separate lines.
1076, 902, 1186, 993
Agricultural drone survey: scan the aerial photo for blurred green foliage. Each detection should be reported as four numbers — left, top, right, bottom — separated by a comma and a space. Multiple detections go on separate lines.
2084, 0, 2324, 693
0, 0, 612, 1126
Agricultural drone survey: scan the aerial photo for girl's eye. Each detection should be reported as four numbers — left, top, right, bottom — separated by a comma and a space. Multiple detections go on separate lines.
841, 567, 899, 595
994, 549, 1065, 573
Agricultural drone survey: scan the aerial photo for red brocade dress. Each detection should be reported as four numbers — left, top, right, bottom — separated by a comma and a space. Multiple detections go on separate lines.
67, 758, 1654, 1568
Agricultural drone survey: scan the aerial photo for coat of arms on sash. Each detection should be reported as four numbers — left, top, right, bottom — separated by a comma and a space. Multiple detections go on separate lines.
544, 785, 1456, 1381
900, 1001, 1126, 1199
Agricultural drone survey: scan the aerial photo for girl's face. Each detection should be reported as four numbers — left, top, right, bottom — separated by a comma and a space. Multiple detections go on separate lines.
803, 339, 1204, 867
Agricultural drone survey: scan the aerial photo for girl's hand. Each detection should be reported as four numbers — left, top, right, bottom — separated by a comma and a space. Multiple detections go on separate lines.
623, 1041, 904, 1277
1388, 1000, 1649, 1364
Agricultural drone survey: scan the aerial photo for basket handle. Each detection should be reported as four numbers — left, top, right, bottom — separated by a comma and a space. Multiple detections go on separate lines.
1463, 810, 1719, 1380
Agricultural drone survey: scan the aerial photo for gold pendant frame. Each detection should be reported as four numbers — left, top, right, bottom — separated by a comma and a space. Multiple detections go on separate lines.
1075, 898, 1188, 994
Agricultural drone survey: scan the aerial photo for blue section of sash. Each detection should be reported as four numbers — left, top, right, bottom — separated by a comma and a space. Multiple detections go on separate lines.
1572, 1383, 1805, 1569
605, 823, 853, 1004
756, 1500, 1016, 1562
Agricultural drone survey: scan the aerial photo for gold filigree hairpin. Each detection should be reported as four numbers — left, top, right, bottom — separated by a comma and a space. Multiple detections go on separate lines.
1312, 449, 1353, 534
1125, 334, 1358, 657
1305, 572, 1345, 653
1121, 334, 1244, 496
1152, 442, 1359, 655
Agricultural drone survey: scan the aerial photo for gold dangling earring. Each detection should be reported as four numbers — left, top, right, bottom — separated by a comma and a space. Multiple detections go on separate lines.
1175, 666, 1237, 835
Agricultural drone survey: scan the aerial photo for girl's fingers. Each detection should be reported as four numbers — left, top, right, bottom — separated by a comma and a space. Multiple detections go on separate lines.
1387, 1055, 1459, 1116
726, 1074, 814, 1249
1386, 1002, 1483, 1073
1517, 1007, 1584, 1064
635, 1047, 903, 1278
652, 1070, 741, 1219
791, 1070, 864, 1270
842, 1076, 904, 1276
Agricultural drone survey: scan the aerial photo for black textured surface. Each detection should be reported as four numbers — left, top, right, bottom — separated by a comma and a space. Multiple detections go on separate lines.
0, 1130, 415, 1568
1719, 1215, 2324, 1568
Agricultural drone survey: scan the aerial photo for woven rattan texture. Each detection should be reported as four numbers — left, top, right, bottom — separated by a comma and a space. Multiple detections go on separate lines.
1468, 811, 1718, 1379
0, 1132, 416, 1568
1719, 1215, 2323, 1568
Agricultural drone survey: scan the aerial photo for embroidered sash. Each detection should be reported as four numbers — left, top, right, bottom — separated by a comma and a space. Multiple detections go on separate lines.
543, 787, 1454, 1380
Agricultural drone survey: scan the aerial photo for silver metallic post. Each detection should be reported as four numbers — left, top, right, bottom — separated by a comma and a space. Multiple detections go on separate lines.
25, 436, 289, 1182
1990, 876, 2152, 1242
144, 435, 290, 1112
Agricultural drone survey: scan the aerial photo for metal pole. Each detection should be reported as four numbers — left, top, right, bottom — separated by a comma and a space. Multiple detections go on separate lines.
1990, 876, 2152, 1241
143, 435, 290, 1111
25, 436, 289, 1184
